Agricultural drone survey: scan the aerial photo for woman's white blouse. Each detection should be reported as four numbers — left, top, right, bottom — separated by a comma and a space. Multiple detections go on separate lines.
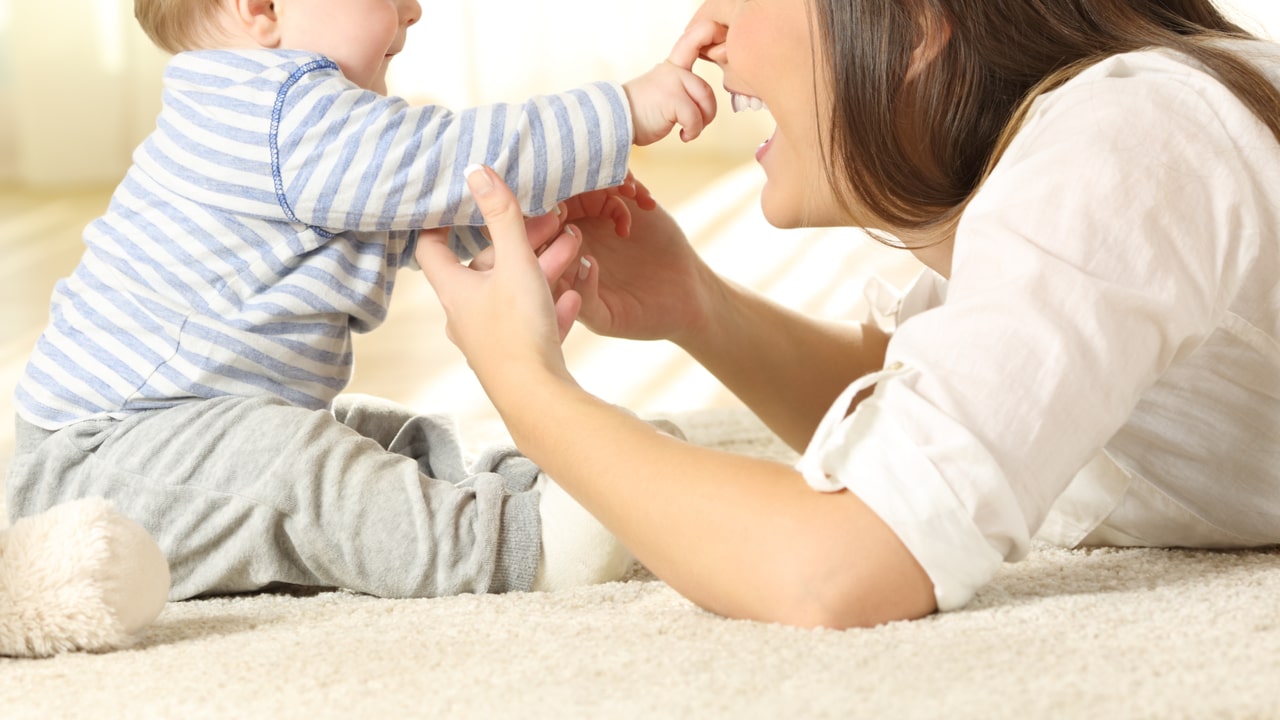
798, 42, 1280, 611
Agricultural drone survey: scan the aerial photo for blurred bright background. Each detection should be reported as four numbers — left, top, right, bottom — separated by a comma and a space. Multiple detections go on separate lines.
0, 0, 772, 186
1, 0, 1276, 186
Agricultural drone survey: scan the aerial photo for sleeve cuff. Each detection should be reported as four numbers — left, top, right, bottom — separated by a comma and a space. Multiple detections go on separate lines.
797, 365, 1008, 611
588, 80, 634, 188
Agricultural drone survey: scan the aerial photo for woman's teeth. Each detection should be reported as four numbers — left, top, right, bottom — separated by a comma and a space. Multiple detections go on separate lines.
730, 93, 767, 113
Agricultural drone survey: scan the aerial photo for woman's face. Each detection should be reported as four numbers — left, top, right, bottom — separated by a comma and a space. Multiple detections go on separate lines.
693, 0, 851, 228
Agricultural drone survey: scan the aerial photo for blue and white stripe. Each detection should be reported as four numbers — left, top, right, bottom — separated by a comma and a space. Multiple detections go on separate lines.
17, 49, 633, 429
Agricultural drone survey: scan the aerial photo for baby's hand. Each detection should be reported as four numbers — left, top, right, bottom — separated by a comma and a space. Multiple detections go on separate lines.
560, 171, 656, 238
623, 22, 721, 145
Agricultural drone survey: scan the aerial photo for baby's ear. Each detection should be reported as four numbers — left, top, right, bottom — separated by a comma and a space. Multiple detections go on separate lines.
233, 0, 283, 48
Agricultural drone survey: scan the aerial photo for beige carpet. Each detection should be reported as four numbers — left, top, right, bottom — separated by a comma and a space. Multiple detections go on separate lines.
3, 407, 1280, 719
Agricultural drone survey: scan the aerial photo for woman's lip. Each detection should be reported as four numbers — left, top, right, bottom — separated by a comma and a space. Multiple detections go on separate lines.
755, 131, 774, 163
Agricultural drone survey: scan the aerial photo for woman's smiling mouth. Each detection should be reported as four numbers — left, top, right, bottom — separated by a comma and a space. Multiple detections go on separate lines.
730, 92, 768, 112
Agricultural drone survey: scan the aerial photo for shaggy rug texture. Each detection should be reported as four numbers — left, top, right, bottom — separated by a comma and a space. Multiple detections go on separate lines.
3, 407, 1280, 719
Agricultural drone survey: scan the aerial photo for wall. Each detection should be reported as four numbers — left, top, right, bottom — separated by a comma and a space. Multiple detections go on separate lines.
0, 0, 167, 186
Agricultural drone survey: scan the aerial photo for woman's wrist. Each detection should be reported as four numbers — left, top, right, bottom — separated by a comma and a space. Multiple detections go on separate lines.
483, 364, 599, 457
477, 356, 579, 420
668, 256, 733, 352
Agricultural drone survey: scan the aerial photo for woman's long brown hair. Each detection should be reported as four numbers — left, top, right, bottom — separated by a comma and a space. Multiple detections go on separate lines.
812, 0, 1280, 239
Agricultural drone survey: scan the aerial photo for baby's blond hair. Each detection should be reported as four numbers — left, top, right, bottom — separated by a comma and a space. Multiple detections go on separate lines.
135, 0, 229, 54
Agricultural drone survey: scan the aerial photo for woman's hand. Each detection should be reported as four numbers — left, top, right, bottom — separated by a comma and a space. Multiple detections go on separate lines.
570, 196, 721, 346
417, 165, 588, 385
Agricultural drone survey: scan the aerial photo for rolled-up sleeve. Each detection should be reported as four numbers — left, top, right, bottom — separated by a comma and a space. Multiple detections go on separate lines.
798, 365, 1009, 610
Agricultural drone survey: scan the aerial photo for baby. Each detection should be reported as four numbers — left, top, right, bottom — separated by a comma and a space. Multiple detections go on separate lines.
7, 0, 715, 599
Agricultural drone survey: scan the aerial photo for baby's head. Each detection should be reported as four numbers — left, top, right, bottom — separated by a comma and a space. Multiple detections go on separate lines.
135, 0, 233, 54
134, 0, 419, 95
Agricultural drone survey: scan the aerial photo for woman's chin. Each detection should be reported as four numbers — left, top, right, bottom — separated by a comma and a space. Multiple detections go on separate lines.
760, 181, 855, 229
758, 189, 808, 229
759, 202, 798, 229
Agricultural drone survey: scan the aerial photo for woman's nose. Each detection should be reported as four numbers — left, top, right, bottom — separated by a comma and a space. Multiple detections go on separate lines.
401, 0, 421, 26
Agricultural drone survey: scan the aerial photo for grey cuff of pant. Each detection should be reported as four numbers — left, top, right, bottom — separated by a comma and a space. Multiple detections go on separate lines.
490, 490, 541, 593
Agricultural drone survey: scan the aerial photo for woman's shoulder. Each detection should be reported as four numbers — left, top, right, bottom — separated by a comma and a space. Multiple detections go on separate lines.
959, 39, 1280, 320
1005, 39, 1280, 164
1079, 38, 1280, 81
1038, 39, 1280, 120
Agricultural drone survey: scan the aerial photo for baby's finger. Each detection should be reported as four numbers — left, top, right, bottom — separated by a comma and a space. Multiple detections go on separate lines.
670, 19, 724, 68
616, 172, 639, 199
688, 75, 717, 127
631, 177, 657, 211
675, 98, 707, 143
604, 195, 632, 237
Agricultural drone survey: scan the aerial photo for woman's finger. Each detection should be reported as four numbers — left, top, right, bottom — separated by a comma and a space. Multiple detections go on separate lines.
463, 164, 535, 265
525, 204, 565, 253
469, 245, 496, 272
470, 202, 567, 271
536, 224, 584, 285
575, 253, 599, 301
416, 227, 466, 287
571, 253, 607, 330
554, 289, 582, 342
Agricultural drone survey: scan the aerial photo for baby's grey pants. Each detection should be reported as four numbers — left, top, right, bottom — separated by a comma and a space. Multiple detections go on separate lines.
6, 394, 542, 600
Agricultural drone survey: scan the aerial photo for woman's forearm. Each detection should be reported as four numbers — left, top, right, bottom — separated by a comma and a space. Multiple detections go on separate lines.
486, 368, 936, 628
418, 165, 934, 627
569, 203, 888, 450
676, 276, 890, 451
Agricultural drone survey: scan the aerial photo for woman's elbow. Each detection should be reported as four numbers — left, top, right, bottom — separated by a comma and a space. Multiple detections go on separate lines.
770, 561, 937, 629
754, 518, 939, 629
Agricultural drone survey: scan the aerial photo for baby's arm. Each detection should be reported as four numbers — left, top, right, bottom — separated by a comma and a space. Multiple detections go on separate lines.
623, 21, 721, 145
273, 66, 633, 249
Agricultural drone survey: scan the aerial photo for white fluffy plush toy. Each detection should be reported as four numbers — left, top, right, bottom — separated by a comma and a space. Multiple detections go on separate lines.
0, 497, 170, 658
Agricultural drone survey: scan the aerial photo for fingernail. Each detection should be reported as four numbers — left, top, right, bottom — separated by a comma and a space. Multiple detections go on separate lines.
553, 202, 565, 216
564, 224, 578, 239
463, 164, 493, 195
578, 257, 591, 280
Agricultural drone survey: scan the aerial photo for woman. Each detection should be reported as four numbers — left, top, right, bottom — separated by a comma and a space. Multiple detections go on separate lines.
418, 0, 1280, 627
